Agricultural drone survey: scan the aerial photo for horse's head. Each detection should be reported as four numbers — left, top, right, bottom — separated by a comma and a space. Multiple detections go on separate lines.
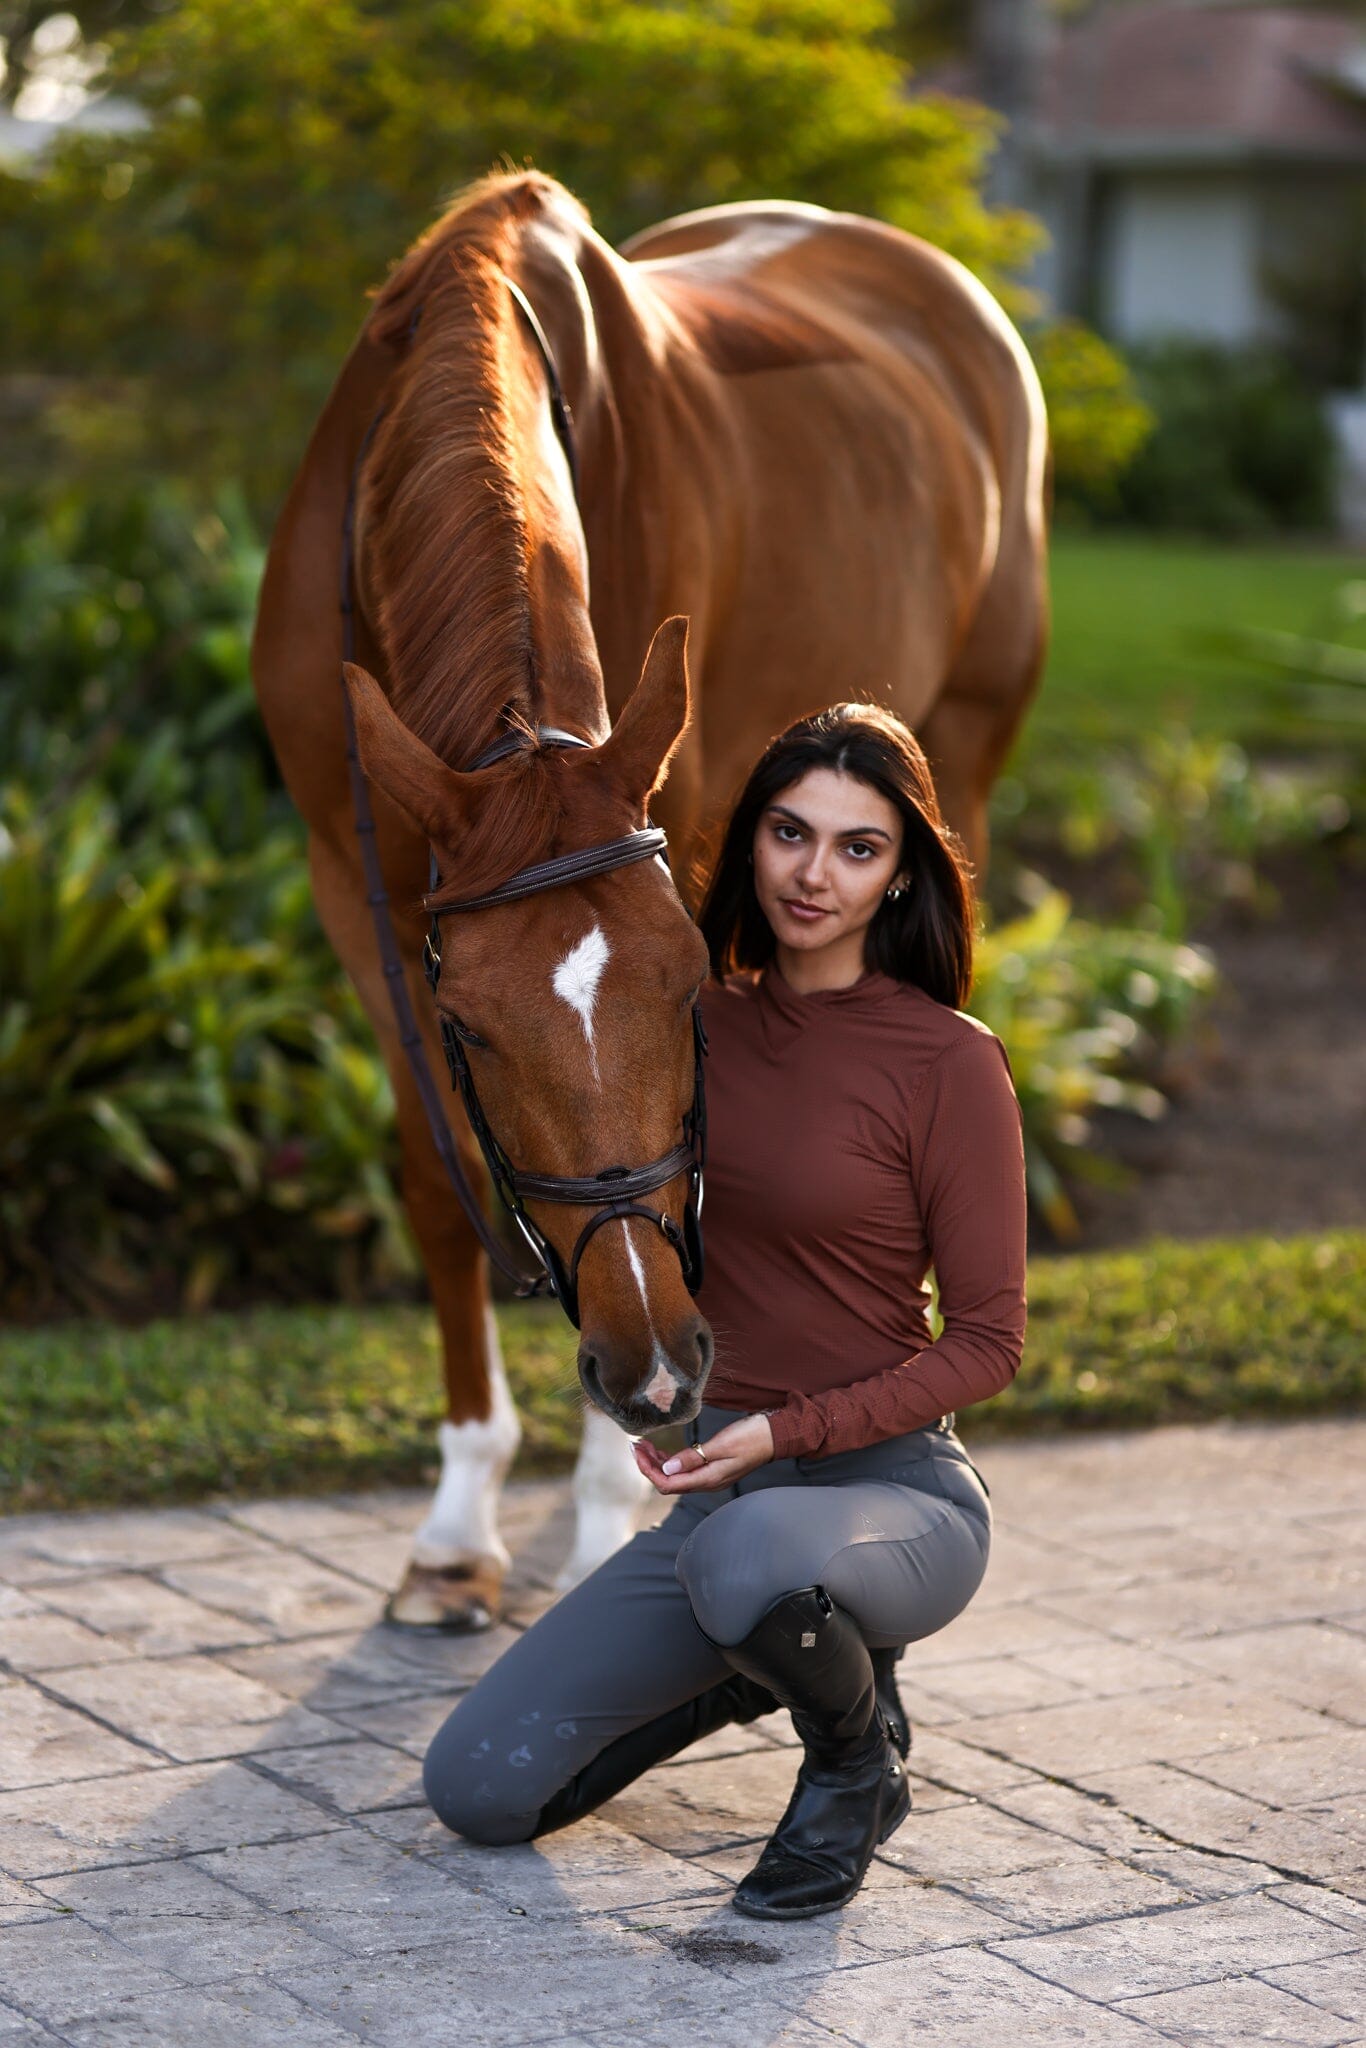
346, 618, 714, 1434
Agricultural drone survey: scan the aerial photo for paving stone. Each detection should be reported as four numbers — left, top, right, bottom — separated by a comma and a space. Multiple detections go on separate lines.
1075, 1762, 1366, 1886
252, 1738, 424, 1815
0, 1915, 184, 2026
39, 1574, 271, 1657
561, 2021, 836, 2048
56, 1978, 365, 2046
903, 1725, 1046, 1795
1039, 1554, 1366, 1643
43, 1656, 340, 1764
907, 1652, 1090, 1718
33, 1856, 343, 1985
0, 2011, 64, 2043
988, 1776, 1180, 1861
603, 1747, 806, 1857
215, 1497, 395, 1545
935, 1846, 1192, 1930
993, 1777, 1288, 1899
0, 1760, 339, 1878
903, 1599, 1104, 1666
1261, 1880, 1366, 1936
953, 1678, 1333, 1780
1181, 1733, 1366, 1812
276, 1925, 837, 2047
196, 1825, 476, 1956
985, 1891, 1361, 2002
0, 1874, 66, 1925
782, 1942, 1169, 2044
1016, 1636, 1212, 1700
0, 1509, 270, 1576
213, 1624, 501, 1710
1163, 1622, 1366, 1727
0, 1677, 152, 1790
1114, 1971, 1360, 2045
1076, 1516, 1346, 1572
161, 1551, 384, 1638
1115, 1843, 1289, 1900
875, 1796, 1101, 1883
1259, 1952, 1366, 2024
967, 1528, 1139, 1607
295, 1529, 421, 1592
2, 1424, 1362, 2044
418, 1813, 730, 1917
327, 1692, 460, 1760
1, 1607, 138, 1676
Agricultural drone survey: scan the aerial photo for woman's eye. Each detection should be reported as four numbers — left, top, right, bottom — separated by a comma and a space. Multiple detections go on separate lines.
774, 822, 802, 843
846, 842, 875, 861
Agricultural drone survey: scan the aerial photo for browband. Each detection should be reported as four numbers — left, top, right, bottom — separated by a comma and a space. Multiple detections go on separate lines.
428, 826, 670, 915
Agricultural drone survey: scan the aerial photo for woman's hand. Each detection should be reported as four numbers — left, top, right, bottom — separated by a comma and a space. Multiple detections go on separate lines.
632, 1412, 775, 1495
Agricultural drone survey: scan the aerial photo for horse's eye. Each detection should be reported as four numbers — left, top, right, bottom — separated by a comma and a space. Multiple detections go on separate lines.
445, 1013, 489, 1050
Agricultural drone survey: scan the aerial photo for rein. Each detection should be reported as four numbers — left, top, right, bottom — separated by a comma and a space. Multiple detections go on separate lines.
337, 279, 707, 1330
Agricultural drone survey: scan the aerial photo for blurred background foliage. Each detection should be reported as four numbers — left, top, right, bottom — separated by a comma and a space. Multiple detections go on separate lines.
0, 0, 1145, 511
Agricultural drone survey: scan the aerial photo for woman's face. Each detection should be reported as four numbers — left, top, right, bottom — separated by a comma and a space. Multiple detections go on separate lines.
752, 767, 909, 959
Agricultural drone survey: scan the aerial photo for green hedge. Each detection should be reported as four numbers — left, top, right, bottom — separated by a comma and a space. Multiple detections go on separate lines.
3, 1229, 1360, 1514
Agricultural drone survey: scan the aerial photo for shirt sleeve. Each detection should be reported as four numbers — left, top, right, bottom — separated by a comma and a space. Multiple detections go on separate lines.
764, 1030, 1028, 1462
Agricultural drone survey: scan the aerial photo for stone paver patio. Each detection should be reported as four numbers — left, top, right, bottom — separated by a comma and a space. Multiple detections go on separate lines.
2, 1416, 1364, 2046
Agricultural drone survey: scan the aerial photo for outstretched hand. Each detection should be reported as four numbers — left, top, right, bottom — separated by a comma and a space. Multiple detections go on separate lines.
633, 1412, 775, 1495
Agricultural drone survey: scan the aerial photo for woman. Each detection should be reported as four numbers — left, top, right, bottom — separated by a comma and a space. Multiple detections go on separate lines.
423, 702, 1028, 1921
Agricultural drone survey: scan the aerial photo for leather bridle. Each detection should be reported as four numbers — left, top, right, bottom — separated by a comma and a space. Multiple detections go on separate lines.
338, 279, 707, 1331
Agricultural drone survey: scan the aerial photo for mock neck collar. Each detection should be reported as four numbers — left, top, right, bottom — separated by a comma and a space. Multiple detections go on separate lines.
758, 960, 905, 1019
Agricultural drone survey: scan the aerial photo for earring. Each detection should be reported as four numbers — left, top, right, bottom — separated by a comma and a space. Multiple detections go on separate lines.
886, 881, 907, 900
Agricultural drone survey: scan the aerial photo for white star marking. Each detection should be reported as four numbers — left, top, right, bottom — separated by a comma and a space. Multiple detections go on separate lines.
552, 923, 610, 1081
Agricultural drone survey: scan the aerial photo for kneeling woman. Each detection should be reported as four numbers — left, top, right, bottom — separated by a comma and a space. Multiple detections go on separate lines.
423, 702, 1028, 1919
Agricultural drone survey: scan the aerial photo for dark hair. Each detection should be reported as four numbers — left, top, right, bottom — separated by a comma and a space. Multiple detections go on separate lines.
696, 702, 977, 1008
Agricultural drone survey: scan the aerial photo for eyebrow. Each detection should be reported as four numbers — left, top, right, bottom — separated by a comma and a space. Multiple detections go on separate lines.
767, 803, 893, 843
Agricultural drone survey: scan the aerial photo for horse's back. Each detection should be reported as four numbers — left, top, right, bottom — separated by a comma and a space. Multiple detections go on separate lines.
622, 199, 1041, 460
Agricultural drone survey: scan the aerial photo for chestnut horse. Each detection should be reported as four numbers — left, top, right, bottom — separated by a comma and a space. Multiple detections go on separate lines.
251, 169, 1048, 1630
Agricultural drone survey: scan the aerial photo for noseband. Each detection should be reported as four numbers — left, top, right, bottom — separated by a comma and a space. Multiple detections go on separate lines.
338, 281, 707, 1331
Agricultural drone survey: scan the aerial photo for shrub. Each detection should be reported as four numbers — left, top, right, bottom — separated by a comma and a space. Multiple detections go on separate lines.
1079, 341, 1336, 536
0, 782, 411, 1318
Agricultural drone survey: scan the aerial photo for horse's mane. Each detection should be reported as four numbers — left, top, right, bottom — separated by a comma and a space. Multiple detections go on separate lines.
360, 173, 580, 777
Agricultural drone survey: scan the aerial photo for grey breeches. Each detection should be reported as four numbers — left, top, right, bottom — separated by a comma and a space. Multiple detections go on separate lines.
423, 1403, 993, 1846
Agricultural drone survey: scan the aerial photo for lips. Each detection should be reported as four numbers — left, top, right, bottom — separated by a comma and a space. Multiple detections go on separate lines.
781, 898, 831, 920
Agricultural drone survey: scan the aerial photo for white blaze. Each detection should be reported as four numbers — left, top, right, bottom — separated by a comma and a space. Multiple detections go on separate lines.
552, 923, 610, 1080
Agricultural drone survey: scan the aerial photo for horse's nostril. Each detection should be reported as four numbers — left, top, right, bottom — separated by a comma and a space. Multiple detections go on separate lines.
696, 1326, 714, 1375
578, 1351, 611, 1417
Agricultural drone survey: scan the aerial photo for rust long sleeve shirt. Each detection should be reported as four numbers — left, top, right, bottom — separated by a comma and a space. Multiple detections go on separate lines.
695, 962, 1028, 1462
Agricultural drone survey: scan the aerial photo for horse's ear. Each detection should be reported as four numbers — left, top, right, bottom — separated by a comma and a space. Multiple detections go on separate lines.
596, 616, 691, 805
343, 663, 473, 844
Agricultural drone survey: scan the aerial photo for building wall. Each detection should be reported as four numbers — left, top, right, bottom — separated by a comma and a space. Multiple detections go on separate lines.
1097, 171, 1264, 344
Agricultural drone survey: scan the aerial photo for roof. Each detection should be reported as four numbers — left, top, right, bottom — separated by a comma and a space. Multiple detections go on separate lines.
929, 5, 1366, 170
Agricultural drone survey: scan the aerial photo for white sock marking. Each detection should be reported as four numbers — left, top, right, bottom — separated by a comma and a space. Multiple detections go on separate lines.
552, 923, 610, 1081
411, 1308, 522, 1569
557, 1407, 651, 1590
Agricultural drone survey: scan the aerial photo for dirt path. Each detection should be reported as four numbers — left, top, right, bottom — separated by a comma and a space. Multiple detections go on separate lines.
1060, 858, 1366, 1251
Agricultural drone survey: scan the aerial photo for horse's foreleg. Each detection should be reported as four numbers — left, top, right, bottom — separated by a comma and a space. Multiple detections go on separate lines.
556, 1406, 653, 1591
308, 832, 518, 1632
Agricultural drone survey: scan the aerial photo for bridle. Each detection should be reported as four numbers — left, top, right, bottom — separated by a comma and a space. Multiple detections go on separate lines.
338, 278, 707, 1331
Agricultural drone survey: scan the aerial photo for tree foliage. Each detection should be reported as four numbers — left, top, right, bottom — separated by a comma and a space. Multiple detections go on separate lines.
0, 0, 1078, 510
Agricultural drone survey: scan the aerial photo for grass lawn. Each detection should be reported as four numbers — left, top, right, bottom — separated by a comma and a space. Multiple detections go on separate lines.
1032, 532, 1366, 759
3, 1228, 1361, 1515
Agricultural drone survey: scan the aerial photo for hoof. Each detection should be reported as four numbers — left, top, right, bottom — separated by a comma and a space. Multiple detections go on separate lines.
384, 1557, 503, 1633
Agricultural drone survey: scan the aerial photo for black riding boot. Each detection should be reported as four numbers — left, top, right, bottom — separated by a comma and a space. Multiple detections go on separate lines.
704, 1585, 912, 1919
529, 1670, 778, 1839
